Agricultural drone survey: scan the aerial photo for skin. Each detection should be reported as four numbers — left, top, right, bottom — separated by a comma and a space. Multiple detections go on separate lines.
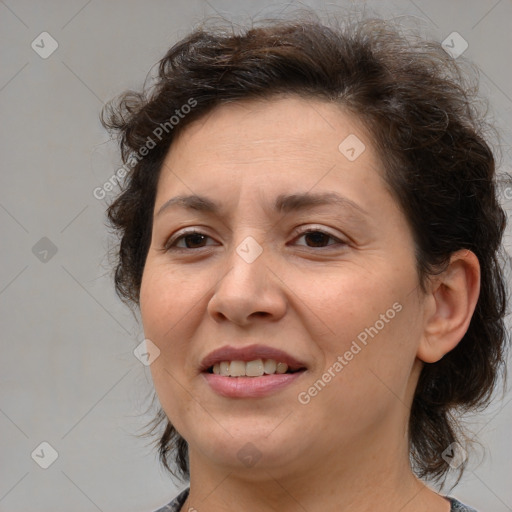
139, 95, 480, 512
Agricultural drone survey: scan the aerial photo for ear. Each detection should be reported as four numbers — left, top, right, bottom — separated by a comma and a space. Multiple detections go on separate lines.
417, 249, 481, 363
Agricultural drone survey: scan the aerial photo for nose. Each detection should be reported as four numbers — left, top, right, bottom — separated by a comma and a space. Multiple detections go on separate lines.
207, 238, 287, 327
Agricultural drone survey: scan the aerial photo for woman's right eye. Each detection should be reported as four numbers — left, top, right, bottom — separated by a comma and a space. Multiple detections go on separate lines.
165, 230, 218, 251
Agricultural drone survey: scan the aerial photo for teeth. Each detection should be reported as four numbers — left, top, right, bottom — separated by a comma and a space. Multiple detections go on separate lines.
276, 362, 288, 374
229, 360, 246, 377
263, 359, 277, 374
220, 361, 230, 375
212, 359, 291, 377
246, 359, 264, 377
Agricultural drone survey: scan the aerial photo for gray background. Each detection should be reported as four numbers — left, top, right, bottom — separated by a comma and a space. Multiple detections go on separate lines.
1, 0, 511, 511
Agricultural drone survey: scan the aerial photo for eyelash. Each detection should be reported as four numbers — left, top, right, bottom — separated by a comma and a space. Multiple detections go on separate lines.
164, 226, 346, 252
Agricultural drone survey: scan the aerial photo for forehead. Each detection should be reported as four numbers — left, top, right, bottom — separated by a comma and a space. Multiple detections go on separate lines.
154, 95, 394, 221
160, 95, 383, 177
169, 95, 373, 160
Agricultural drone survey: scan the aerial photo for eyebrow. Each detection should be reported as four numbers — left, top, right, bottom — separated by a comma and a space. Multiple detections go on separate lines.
155, 191, 369, 219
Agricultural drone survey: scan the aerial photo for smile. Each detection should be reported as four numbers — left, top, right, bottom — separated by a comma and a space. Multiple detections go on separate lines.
209, 359, 303, 377
200, 344, 308, 398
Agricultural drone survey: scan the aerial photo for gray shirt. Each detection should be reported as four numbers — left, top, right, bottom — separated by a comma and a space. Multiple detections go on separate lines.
152, 488, 479, 511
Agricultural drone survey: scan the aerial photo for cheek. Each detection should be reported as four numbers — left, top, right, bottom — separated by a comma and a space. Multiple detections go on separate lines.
149, 364, 192, 441
304, 305, 418, 439
306, 266, 420, 385
300, 266, 400, 342
140, 265, 195, 430
139, 262, 197, 339
140, 261, 213, 392
335, 298, 420, 407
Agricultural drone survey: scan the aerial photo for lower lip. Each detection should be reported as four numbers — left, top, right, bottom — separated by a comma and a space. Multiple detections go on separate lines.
202, 371, 305, 398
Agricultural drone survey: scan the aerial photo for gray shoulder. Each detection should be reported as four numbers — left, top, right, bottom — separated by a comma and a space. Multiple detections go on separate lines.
448, 496, 479, 512
152, 487, 190, 512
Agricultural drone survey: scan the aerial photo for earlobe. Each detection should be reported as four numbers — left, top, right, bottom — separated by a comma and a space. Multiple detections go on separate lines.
417, 249, 481, 364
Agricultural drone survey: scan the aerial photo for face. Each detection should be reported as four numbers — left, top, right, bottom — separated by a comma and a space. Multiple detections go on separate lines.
140, 96, 428, 478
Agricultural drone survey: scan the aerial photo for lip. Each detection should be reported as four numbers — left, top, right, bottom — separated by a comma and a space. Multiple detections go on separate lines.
202, 372, 305, 398
199, 344, 308, 373
200, 344, 308, 399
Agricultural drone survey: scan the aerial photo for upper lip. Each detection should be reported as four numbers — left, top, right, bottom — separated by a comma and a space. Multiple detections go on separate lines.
199, 344, 307, 372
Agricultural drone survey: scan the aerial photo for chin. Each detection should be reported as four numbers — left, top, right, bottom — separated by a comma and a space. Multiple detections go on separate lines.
190, 427, 301, 471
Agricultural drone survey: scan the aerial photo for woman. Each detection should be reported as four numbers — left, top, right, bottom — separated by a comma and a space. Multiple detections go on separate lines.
101, 12, 509, 512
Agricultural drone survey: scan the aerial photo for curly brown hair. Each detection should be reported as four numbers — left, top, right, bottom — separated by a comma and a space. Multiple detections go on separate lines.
100, 11, 510, 487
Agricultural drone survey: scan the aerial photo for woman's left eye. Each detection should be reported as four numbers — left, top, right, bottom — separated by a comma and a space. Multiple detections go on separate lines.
292, 229, 345, 248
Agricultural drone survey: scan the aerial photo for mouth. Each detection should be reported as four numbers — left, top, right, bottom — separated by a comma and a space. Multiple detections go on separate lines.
200, 345, 307, 398
199, 344, 308, 375
205, 359, 305, 377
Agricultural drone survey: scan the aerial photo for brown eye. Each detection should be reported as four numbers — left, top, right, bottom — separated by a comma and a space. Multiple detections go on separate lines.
165, 231, 217, 251
293, 229, 345, 249
302, 231, 332, 247
181, 233, 208, 248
